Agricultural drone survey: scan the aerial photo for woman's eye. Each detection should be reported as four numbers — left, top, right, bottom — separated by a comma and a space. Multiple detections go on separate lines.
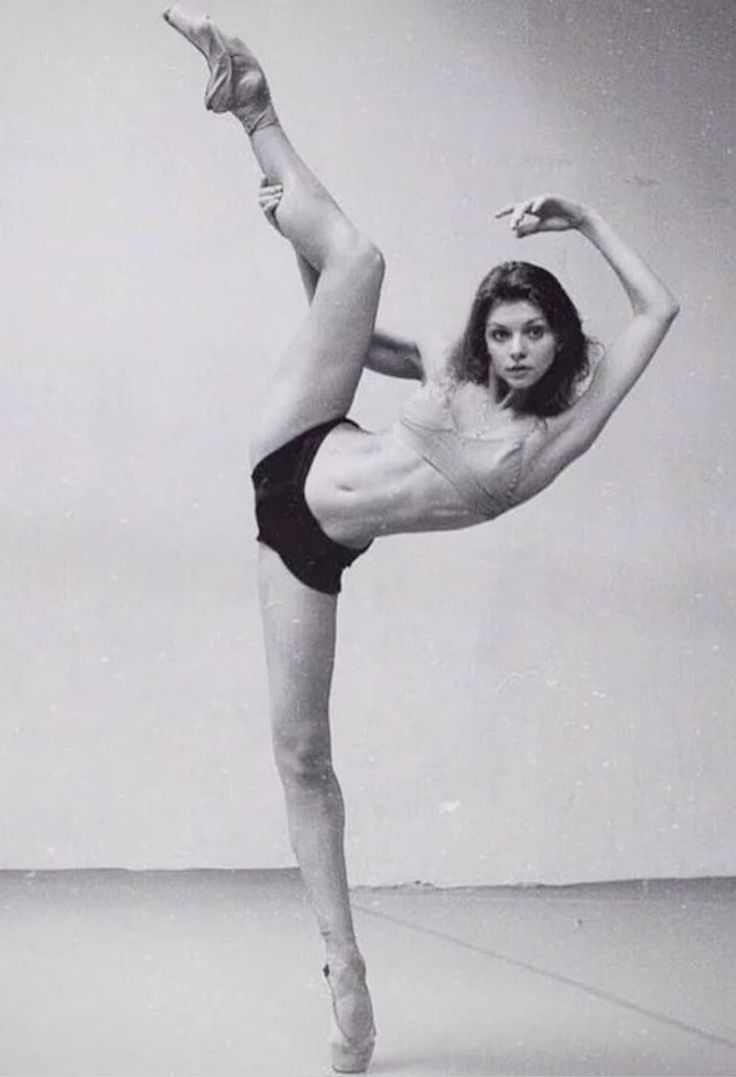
528, 326, 545, 340
490, 330, 508, 342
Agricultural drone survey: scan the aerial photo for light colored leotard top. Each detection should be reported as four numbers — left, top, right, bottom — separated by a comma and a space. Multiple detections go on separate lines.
393, 379, 540, 520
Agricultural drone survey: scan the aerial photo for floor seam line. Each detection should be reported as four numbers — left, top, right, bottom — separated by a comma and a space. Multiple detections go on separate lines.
353, 902, 736, 1054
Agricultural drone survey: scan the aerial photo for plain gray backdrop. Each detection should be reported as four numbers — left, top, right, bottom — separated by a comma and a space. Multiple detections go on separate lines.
1, 0, 734, 884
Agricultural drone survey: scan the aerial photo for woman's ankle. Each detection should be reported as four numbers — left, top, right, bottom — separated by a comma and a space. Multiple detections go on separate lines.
235, 103, 279, 135
325, 939, 365, 971
240, 113, 281, 141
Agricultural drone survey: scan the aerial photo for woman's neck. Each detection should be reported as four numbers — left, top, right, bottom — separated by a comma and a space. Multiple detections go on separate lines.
489, 376, 528, 413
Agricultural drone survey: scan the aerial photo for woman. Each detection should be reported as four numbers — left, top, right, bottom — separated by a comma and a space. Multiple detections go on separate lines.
163, 7, 679, 1072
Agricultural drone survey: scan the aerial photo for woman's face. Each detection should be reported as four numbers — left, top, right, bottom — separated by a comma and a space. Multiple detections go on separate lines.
485, 300, 558, 389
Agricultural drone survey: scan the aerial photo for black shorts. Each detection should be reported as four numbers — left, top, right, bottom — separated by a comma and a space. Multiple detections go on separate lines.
251, 417, 372, 595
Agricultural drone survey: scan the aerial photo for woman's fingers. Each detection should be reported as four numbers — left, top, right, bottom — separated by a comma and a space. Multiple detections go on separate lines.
495, 199, 540, 233
259, 197, 283, 232
531, 194, 553, 217
258, 180, 283, 201
510, 199, 534, 231
515, 214, 542, 236
495, 194, 581, 235
258, 180, 283, 228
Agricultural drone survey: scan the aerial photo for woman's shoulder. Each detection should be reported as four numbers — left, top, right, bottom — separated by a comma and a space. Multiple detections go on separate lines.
416, 335, 455, 386
399, 352, 458, 431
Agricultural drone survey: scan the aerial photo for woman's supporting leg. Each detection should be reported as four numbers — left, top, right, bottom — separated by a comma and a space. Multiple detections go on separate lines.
258, 548, 355, 951
259, 544, 375, 1070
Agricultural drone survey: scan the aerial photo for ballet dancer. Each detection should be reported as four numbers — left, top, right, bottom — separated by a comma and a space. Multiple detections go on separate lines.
163, 7, 679, 1071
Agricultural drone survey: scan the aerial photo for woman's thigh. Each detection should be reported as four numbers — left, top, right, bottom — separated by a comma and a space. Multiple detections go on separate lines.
257, 544, 338, 741
250, 246, 384, 466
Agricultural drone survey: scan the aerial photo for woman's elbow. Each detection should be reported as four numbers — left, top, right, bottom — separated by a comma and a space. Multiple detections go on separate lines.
654, 292, 681, 325
664, 297, 681, 323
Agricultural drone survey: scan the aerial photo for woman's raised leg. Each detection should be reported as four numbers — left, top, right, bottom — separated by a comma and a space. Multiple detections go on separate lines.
164, 4, 384, 464
247, 119, 385, 464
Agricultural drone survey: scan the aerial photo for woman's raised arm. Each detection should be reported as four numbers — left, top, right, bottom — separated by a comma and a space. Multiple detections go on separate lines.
573, 206, 679, 442
497, 194, 680, 453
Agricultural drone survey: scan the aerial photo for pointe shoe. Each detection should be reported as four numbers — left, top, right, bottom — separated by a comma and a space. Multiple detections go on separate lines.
323, 960, 376, 1074
162, 4, 278, 133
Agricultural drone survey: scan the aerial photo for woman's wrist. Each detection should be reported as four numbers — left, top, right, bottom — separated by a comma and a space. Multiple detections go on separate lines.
577, 206, 604, 238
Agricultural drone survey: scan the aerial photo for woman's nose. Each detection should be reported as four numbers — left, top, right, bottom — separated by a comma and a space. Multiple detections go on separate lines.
510, 335, 526, 358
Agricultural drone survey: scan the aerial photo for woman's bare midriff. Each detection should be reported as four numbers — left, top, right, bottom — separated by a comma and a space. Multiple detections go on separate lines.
304, 421, 488, 548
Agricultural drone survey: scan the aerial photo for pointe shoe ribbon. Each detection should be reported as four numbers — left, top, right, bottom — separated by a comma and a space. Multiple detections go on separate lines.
163, 4, 278, 132
323, 963, 376, 1074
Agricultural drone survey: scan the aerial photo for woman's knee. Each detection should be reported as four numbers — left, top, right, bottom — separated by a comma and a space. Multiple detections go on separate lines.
323, 234, 385, 317
273, 722, 333, 787
349, 234, 385, 284
326, 224, 384, 281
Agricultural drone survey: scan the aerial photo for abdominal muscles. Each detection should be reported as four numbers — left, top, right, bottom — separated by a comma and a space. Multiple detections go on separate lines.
305, 424, 486, 547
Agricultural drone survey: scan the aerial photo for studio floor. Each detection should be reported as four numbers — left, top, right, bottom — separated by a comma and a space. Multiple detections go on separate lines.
0, 871, 734, 1077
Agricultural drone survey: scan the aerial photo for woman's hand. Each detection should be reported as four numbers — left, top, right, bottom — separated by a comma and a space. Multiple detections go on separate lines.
495, 194, 590, 236
258, 178, 284, 233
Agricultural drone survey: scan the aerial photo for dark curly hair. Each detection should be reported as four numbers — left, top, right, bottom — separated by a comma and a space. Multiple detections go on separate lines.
448, 262, 592, 417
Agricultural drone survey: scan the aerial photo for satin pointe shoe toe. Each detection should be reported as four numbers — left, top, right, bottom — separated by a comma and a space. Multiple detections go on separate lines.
163, 4, 277, 132
323, 960, 376, 1073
